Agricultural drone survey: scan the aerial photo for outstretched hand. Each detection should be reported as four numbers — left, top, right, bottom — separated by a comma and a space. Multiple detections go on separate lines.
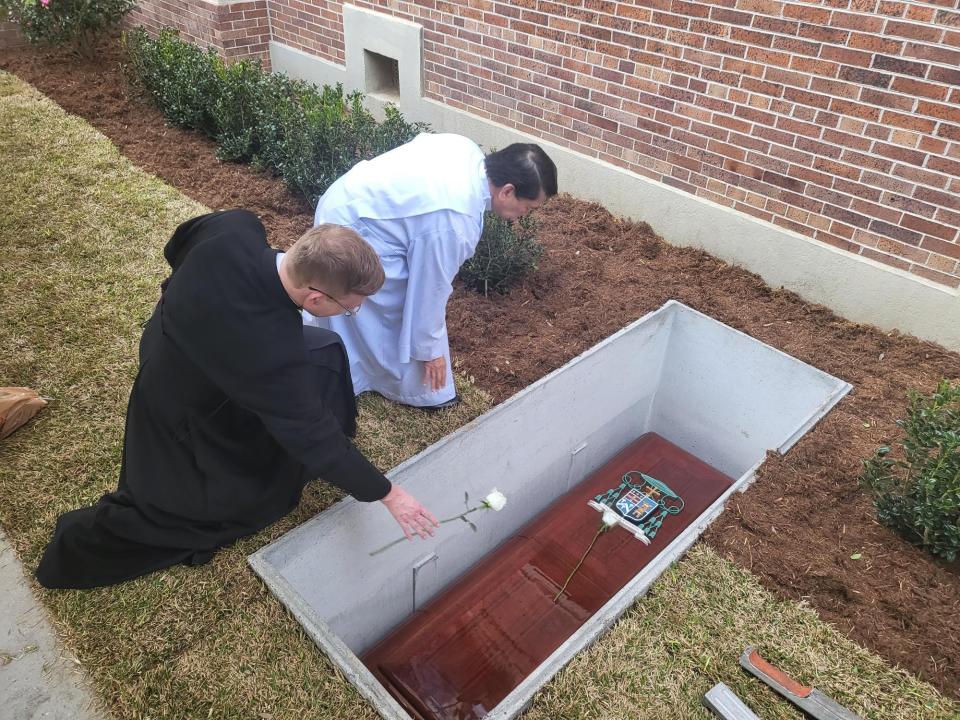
380, 485, 439, 540
423, 356, 447, 392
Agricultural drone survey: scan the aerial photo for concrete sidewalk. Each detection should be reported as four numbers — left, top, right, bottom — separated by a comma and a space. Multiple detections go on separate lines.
0, 529, 109, 720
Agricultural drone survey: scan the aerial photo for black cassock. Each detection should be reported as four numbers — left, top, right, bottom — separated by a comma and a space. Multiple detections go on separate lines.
37, 210, 390, 589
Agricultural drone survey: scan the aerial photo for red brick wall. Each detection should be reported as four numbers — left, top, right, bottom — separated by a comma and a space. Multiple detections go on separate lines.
127, 0, 272, 66
130, 0, 960, 287
270, 0, 344, 62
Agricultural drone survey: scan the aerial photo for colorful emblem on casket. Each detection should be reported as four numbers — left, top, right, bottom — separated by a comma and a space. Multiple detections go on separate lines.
615, 488, 659, 523
588, 470, 684, 544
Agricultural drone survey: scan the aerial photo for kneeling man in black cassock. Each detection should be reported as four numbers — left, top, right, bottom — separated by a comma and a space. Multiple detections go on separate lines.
36, 209, 438, 590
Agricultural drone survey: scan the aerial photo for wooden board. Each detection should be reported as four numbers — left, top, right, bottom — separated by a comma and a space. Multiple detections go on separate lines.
363, 432, 734, 720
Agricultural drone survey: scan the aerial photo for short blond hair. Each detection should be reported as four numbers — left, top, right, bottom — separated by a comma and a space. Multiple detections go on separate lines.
286, 224, 385, 296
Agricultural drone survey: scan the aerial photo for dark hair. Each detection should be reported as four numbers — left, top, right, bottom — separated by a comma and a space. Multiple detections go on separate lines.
484, 143, 558, 200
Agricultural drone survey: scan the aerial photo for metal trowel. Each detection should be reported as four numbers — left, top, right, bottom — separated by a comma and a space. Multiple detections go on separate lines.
739, 646, 863, 720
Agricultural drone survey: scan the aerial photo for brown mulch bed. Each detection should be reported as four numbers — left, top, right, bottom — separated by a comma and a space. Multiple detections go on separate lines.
3, 37, 959, 698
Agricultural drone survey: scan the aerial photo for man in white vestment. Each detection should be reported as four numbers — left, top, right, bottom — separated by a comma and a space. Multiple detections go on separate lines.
305, 134, 558, 408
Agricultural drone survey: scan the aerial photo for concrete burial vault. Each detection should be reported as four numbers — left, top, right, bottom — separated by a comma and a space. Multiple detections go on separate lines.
249, 300, 851, 720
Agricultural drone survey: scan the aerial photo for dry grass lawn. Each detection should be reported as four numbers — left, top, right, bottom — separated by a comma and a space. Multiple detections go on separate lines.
1, 71, 956, 720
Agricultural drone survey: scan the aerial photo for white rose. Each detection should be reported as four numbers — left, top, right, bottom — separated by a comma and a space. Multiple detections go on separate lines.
601, 508, 620, 528
484, 489, 507, 512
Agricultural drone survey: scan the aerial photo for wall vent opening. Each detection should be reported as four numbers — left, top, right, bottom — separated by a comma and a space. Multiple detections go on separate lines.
364, 50, 400, 101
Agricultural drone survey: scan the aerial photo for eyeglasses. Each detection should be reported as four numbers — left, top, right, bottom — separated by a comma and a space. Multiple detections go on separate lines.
308, 286, 362, 316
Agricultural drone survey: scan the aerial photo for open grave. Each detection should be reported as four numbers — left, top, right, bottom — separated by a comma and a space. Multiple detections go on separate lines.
249, 300, 851, 719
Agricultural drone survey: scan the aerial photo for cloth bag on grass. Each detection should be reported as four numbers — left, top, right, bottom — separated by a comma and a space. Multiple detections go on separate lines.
0, 387, 47, 439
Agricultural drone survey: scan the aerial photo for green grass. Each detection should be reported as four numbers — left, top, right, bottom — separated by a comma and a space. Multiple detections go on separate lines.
0, 71, 956, 719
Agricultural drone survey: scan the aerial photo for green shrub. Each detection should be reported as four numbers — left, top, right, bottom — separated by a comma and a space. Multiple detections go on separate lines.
460, 213, 544, 296
123, 28, 221, 135
211, 57, 271, 162
123, 28, 428, 204
1, 0, 134, 56
860, 379, 960, 562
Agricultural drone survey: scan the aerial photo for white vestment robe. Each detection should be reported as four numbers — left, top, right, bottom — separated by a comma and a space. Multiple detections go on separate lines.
304, 133, 490, 407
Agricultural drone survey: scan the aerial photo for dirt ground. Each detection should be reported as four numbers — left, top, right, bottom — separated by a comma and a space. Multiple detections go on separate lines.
3, 37, 959, 698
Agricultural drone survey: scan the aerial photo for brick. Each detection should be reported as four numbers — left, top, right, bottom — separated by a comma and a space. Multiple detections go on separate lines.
790, 56, 839, 77
741, 77, 785, 97
917, 101, 960, 123
848, 32, 903, 54
877, 1, 906, 17
832, 11, 884, 32
652, 11, 688, 30
817, 231, 859, 253
885, 20, 944, 42
841, 149, 894, 172
836, 177, 881, 200
783, 87, 832, 109
903, 42, 960, 66
831, 222, 856, 240
736, 0, 785, 15
925, 252, 959, 275
766, 67, 811, 88
890, 76, 949, 101
928, 155, 960, 177
714, 114, 753, 134
936, 124, 960, 141
754, 125, 796, 146
902, 169, 953, 195
746, 47, 792, 67
876, 235, 932, 263
735, 202, 774, 222
784, 3, 830, 24
881, 110, 936, 132
860, 89, 915, 112
936, 8, 960, 27
882, 192, 937, 217
781, 190, 825, 213
771, 35, 820, 57
865, 171, 915, 195
822, 203, 872, 229
819, 45, 873, 68
797, 136, 844, 159
873, 141, 927, 166
812, 78, 860, 99
710, 6, 752, 25
829, 98, 881, 121
761, 170, 805, 192
723, 57, 765, 78
770, 144, 815, 166
776, 116, 821, 139
705, 37, 748, 57
928, 66, 960, 85
937, 207, 960, 228
799, 23, 850, 44
823, 129, 871, 151
871, 54, 928, 78
853, 198, 902, 223
723, 159, 764, 179
730, 27, 778, 47
814, 110, 841, 127
753, 16, 799, 35
860, 247, 913, 271
869, 218, 924, 245
728, 131, 771, 154
912, 266, 960, 286
903, 214, 959, 240
748, 151, 790, 174
838, 66, 892, 88
921, 237, 960, 259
